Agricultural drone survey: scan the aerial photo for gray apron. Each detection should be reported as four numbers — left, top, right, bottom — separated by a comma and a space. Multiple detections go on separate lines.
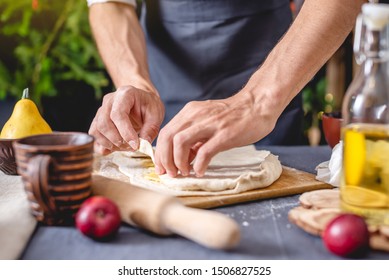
140, 0, 303, 145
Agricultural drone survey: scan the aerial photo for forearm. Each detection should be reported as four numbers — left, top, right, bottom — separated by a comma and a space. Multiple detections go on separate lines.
89, 3, 157, 93
243, 0, 366, 118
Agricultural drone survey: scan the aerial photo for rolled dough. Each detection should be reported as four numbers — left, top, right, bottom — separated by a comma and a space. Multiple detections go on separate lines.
94, 139, 282, 197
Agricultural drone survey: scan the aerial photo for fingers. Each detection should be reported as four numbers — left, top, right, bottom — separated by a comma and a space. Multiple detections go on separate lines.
89, 86, 164, 154
156, 123, 219, 177
192, 138, 224, 176
154, 99, 239, 178
139, 123, 159, 144
188, 142, 203, 164
89, 114, 114, 154
94, 142, 113, 156
172, 133, 192, 176
155, 126, 178, 177
92, 95, 131, 150
90, 118, 127, 155
138, 110, 163, 144
110, 90, 139, 149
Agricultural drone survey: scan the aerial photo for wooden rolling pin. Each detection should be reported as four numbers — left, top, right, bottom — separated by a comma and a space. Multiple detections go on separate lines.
92, 175, 240, 250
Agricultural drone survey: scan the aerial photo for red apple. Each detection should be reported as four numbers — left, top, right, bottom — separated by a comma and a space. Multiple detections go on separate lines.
75, 196, 121, 241
323, 213, 369, 257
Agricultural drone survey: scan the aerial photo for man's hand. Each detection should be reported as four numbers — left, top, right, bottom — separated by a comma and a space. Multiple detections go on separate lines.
154, 0, 364, 177
89, 85, 164, 155
154, 93, 278, 177
88, 3, 163, 155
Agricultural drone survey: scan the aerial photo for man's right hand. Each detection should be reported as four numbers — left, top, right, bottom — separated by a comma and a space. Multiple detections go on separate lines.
89, 85, 165, 155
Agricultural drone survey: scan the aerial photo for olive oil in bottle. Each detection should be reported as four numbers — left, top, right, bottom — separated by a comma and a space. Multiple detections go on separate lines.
341, 123, 389, 224
341, 3, 389, 225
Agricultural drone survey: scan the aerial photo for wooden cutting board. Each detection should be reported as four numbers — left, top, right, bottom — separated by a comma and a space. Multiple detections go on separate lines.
178, 166, 333, 209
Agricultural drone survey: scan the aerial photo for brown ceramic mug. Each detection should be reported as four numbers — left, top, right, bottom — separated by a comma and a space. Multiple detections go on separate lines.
0, 139, 17, 175
13, 132, 94, 225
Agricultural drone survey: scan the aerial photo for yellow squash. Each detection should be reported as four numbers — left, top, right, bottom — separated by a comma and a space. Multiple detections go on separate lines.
0, 88, 52, 139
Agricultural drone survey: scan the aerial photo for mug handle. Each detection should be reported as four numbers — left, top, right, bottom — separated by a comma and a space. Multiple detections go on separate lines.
27, 154, 56, 218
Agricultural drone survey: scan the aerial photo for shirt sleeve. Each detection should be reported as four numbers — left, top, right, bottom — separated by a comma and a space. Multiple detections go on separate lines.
87, 0, 136, 7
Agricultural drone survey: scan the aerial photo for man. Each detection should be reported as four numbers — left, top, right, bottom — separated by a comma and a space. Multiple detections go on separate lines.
87, 0, 365, 177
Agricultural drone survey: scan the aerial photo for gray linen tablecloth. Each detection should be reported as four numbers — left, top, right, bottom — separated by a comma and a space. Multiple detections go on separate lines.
20, 146, 389, 260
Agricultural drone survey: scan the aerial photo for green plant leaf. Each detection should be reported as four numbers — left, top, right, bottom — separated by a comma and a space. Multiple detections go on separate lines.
18, 9, 33, 37
0, 0, 111, 104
